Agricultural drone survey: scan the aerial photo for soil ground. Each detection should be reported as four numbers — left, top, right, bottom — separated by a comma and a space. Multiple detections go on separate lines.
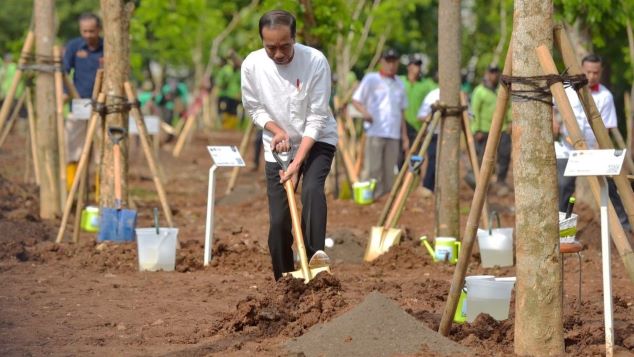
1, 124, 633, 356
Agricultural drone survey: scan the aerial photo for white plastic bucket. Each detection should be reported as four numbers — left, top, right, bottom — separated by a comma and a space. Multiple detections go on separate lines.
477, 228, 514, 267
135, 228, 178, 272
465, 277, 516, 322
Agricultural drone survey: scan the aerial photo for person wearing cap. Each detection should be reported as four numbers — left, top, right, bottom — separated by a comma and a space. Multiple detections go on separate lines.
470, 64, 512, 195
352, 48, 409, 198
241, 10, 338, 281
400, 54, 437, 193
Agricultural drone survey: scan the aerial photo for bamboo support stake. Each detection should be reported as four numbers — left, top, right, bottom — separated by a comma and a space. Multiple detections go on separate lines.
124, 82, 175, 229
554, 25, 634, 244
439, 46, 512, 336
71, 71, 104, 243
226, 120, 254, 194
53, 46, 67, 209
385, 112, 441, 229
353, 133, 365, 180
537, 44, 634, 283
72, 149, 89, 243
0, 93, 26, 148
336, 117, 359, 183
610, 127, 634, 175
377, 113, 433, 226
56, 93, 106, 243
25, 88, 40, 185
172, 113, 196, 157
460, 92, 490, 228
0, 31, 34, 131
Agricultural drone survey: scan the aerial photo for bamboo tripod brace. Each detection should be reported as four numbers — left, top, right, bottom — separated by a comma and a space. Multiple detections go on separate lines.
56, 78, 175, 243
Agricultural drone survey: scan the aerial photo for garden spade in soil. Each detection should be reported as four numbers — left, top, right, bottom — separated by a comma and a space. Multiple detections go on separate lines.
98, 127, 137, 242
273, 152, 330, 283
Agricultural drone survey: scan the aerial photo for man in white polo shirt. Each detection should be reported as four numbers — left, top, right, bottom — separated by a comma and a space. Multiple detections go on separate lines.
352, 49, 409, 197
555, 54, 628, 229
241, 10, 338, 281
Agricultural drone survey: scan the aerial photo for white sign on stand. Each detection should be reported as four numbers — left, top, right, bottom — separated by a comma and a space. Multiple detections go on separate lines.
564, 149, 626, 357
129, 115, 161, 135
70, 98, 92, 120
204, 146, 245, 266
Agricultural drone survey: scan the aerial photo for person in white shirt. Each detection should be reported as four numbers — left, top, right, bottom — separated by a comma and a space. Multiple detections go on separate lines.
241, 10, 338, 281
352, 49, 409, 197
555, 54, 628, 229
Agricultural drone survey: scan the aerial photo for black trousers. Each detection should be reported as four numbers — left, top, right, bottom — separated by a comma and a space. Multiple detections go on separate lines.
401, 123, 437, 191
265, 142, 335, 280
474, 131, 512, 183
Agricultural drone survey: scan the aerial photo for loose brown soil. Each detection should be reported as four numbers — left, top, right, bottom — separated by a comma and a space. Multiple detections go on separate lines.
0, 127, 633, 356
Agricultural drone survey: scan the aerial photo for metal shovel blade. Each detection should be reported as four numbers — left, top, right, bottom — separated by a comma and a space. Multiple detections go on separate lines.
286, 266, 331, 283
98, 207, 137, 242
364, 226, 403, 262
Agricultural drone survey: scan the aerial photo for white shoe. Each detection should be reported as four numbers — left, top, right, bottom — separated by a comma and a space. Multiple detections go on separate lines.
308, 250, 330, 268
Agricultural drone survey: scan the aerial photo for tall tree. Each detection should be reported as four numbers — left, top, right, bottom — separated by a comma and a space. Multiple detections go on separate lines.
512, 1, 563, 354
435, 0, 461, 237
34, 0, 60, 218
99, 0, 133, 210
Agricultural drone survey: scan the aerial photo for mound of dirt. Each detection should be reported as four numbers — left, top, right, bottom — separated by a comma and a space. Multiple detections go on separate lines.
370, 239, 432, 270
209, 238, 270, 272
219, 273, 346, 338
285, 291, 470, 357
0, 175, 40, 220
450, 313, 514, 354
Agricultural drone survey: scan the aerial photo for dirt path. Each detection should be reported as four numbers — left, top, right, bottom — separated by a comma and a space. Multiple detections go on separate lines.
0, 127, 633, 356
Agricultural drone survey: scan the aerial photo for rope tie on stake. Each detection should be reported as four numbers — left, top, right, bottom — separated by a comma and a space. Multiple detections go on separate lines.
500, 71, 587, 105
432, 101, 467, 118
92, 94, 133, 115
18, 53, 62, 73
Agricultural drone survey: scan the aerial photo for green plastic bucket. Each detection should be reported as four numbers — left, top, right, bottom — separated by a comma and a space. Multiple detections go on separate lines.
81, 206, 100, 232
352, 179, 376, 205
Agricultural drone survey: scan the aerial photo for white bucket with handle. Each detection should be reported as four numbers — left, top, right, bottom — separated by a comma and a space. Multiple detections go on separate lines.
477, 211, 513, 267
136, 228, 178, 271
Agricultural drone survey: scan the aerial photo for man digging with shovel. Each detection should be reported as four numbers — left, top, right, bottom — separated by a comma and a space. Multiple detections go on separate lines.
241, 10, 338, 281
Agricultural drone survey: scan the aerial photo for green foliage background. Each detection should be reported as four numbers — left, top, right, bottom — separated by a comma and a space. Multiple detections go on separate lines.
0, 0, 632, 117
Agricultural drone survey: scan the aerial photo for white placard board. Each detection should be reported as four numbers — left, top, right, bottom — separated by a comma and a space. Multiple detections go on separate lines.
206, 146, 245, 167
564, 149, 626, 177
128, 115, 160, 135
70, 98, 92, 120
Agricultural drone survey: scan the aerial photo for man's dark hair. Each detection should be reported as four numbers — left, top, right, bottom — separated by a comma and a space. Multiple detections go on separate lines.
259, 10, 296, 39
581, 53, 603, 66
78, 12, 101, 28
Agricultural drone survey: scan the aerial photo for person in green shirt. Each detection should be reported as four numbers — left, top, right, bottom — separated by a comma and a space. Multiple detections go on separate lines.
215, 52, 242, 129
470, 65, 512, 191
399, 54, 437, 191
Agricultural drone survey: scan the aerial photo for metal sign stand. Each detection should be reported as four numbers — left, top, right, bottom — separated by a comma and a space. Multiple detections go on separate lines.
564, 149, 626, 357
204, 146, 245, 266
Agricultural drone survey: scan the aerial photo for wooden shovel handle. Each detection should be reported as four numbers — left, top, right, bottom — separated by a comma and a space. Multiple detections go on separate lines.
284, 178, 311, 281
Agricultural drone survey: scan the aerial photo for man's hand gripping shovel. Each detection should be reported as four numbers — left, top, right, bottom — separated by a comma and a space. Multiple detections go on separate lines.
273, 152, 331, 283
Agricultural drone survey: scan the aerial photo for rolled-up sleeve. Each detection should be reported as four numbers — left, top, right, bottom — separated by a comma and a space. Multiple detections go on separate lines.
304, 58, 332, 140
241, 60, 272, 129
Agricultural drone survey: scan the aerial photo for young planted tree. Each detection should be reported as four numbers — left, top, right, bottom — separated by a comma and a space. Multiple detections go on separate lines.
34, 0, 61, 218
512, 1, 563, 354
435, 0, 461, 237
99, 0, 133, 209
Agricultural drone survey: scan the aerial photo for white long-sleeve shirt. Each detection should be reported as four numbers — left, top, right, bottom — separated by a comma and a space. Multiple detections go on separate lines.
558, 84, 617, 157
241, 43, 338, 162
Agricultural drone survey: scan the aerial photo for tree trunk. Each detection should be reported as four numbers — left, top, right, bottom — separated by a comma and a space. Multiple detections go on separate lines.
512, 1, 563, 355
34, 0, 60, 219
435, 0, 461, 237
99, 0, 132, 209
